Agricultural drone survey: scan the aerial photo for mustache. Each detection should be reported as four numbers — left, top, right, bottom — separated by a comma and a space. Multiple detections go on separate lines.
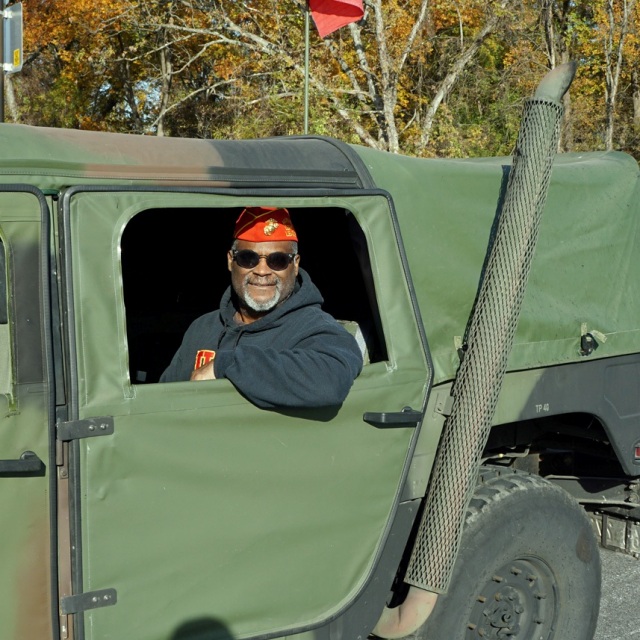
244, 274, 279, 286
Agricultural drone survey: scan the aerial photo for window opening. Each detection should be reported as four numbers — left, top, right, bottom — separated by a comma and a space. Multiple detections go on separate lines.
121, 207, 386, 385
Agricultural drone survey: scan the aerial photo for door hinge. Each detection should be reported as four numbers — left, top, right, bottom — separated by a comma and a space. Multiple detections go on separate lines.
60, 588, 117, 615
57, 417, 114, 441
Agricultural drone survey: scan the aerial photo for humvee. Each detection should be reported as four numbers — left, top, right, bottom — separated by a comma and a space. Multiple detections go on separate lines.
1, 65, 637, 640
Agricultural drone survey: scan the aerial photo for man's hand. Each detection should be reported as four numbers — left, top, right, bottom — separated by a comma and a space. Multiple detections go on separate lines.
190, 360, 216, 381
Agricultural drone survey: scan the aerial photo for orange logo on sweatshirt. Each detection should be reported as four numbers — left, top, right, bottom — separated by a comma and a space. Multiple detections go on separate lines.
194, 350, 216, 369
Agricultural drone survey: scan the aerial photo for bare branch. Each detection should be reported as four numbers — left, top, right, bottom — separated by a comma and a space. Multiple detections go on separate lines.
419, 0, 510, 150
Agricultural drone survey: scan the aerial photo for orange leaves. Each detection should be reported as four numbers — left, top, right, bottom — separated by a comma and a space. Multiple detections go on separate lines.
430, 0, 485, 32
26, 0, 128, 51
12, 0, 640, 157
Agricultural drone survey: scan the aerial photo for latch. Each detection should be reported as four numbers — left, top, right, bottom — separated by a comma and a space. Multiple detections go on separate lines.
57, 417, 114, 441
60, 588, 117, 615
580, 333, 598, 356
0, 450, 45, 475
434, 392, 454, 417
580, 323, 606, 357
632, 441, 640, 467
363, 406, 422, 428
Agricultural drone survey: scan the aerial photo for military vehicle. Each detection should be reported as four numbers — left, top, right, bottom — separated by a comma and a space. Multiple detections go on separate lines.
2, 64, 637, 640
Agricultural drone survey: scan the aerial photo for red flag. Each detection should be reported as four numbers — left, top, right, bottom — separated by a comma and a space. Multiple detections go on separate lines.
308, 0, 364, 38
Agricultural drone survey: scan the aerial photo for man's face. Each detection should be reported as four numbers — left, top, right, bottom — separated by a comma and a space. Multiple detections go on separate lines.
227, 240, 300, 315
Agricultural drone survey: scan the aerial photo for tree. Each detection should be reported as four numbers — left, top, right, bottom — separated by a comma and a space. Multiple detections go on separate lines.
601, 0, 638, 149
111, 0, 518, 153
11, 0, 640, 159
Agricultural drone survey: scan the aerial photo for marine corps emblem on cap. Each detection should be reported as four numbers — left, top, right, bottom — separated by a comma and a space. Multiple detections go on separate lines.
263, 218, 279, 236
234, 206, 298, 242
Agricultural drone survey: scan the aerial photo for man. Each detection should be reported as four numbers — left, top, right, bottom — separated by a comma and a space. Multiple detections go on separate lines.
160, 206, 363, 408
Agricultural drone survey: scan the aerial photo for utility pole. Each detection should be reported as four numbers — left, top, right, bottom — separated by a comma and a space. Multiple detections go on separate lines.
0, 3, 5, 122
0, 2, 24, 123
304, 2, 310, 135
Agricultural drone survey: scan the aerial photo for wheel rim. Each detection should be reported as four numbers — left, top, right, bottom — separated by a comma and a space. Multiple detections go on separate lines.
466, 557, 558, 638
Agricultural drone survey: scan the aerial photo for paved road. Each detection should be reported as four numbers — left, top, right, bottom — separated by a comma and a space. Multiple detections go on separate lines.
595, 548, 640, 639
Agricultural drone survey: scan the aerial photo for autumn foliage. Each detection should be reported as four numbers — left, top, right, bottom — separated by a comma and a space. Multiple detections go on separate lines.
9, 0, 640, 159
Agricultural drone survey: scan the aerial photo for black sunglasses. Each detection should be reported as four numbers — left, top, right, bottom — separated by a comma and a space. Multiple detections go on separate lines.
231, 249, 297, 271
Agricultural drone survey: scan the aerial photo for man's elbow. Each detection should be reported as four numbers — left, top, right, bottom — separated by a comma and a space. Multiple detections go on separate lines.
302, 362, 361, 408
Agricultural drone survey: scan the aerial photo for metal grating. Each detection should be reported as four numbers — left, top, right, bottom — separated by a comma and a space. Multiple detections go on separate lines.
405, 98, 564, 593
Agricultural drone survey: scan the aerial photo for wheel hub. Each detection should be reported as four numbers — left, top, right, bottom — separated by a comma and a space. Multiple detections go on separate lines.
467, 558, 557, 638
484, 586, 523, 634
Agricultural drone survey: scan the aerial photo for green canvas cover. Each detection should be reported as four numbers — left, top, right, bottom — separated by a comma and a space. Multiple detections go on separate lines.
354, 147, 640, 384
0, 123, 372, 190
0, 122, 638, 386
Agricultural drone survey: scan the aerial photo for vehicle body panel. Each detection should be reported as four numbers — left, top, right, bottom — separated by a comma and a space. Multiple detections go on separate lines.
0, 190, 54, 640
0, 121, 639, 638
62, 190, 430, 638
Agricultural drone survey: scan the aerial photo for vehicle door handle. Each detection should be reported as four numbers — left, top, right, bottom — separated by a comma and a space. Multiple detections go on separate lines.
0, 451, 45, 476
363, 407, 422, 428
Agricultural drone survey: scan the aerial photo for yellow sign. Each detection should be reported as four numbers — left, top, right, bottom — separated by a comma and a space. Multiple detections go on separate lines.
12, 50, 20, 68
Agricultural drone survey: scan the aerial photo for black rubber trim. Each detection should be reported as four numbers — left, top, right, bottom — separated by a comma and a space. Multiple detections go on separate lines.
59, 189, 86, 640
41, 186, 60, 640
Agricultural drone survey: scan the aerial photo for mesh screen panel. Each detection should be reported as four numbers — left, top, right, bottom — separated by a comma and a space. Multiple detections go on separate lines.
405, 99, 564, 593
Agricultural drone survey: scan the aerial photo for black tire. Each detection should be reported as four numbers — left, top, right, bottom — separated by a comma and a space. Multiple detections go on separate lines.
404, 466, 601, 640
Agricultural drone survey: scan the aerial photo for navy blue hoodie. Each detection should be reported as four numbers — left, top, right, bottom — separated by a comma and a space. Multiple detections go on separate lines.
160, 269, 363, 408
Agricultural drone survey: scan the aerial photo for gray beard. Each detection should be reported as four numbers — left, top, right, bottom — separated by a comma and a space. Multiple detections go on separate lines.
240, 277, 283, 312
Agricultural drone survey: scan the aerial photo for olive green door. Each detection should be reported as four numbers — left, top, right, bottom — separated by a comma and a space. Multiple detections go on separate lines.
63, 189, 431, 640
0, 189, 55, 640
